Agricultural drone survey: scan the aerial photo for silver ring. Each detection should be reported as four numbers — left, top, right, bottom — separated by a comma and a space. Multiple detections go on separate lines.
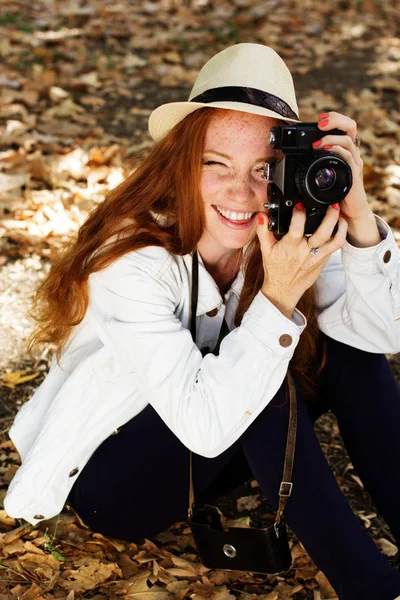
307, 238, 320, 255
354, 133, 361, 148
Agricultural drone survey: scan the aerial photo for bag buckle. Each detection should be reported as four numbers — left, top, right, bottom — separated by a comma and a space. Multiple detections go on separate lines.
279, 481, 293, 497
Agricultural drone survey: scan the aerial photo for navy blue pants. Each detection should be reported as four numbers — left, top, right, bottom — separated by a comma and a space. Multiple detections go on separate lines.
70, 334, 400, 599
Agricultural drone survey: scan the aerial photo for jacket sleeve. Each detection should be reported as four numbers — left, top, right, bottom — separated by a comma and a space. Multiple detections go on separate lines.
314, 214, 400, 353
87, 249, 306, 458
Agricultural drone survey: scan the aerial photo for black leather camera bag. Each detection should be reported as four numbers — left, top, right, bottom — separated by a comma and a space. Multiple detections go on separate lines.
187, 250, 297, 575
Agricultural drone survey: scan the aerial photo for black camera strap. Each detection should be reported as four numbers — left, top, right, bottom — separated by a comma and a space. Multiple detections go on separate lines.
189, 250, 297, 523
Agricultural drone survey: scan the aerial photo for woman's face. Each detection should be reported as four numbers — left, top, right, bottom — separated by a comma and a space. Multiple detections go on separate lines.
200, 109, 281, 255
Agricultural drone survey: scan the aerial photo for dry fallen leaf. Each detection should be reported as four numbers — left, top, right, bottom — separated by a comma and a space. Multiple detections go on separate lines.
3, 525, 31, 545
166, 580, 190, 594
221, 516, 251, 529
2, 538, 25, 556
17, 582, 44, 600
0, 173, 27, 193
1, 370, 40, 389
0, 510, 16, 527
315, 570, 337, 599
357, 511, 377, 529
236, 494, 262, 512
261, 592, 279, 600
350, 474, 364, 489
166, 567, 199, 578
59, 559, 121, 592
123, 569, 171, 600
375, 538, 398, 557
92, 532, 127, 552
208, 586, 236, 600
170, 555, 198, 571
18, 551, 61, 580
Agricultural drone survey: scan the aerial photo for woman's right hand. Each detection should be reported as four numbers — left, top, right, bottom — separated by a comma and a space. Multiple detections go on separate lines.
256, 203, 348, 319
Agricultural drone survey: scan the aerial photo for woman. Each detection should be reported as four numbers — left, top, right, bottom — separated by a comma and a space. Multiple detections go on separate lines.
5, 43, 400, 599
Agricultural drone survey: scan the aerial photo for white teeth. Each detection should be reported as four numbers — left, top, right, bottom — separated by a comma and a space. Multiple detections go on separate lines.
216, 206, 254, 221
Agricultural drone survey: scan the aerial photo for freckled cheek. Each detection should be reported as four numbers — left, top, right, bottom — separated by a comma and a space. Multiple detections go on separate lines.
200, 172, 229, 202
255, 179, 269, 195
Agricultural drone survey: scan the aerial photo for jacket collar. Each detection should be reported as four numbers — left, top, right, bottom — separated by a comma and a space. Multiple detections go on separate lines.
183, 249, 246, 316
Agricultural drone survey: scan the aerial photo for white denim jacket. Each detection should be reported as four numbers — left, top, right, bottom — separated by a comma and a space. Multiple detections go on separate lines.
5, 215, 400, 525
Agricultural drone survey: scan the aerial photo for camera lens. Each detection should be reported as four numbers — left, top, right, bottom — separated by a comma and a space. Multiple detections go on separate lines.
315, 167, 336, 190
295, 153, 352, 205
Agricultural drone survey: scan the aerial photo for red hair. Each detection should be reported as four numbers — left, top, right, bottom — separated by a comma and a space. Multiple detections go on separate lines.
29, 107, 326, 399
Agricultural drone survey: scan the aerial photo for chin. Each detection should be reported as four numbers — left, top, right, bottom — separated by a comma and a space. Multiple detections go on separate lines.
218, 232, 255, 250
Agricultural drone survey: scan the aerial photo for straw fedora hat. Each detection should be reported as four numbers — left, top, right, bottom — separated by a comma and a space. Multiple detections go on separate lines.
148, 43, 301, 142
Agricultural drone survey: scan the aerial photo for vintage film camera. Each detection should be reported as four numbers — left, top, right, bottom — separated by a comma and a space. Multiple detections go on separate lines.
264, 123, 353, 236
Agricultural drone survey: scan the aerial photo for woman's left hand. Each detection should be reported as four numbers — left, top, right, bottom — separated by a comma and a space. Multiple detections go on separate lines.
315, 111, 369, 221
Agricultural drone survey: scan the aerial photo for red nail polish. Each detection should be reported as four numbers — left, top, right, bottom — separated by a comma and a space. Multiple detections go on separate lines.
332, 203, 340, 210
258, 213, 264, 225
312, 140, 322, 147
324, 145, 333, 150
319, 119, 329, 128
319, 113, 329, 120
295, 202, 304, 210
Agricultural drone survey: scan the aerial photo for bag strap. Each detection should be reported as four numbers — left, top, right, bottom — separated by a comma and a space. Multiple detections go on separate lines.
188, 250, 297, 524
276, 369, 297, 523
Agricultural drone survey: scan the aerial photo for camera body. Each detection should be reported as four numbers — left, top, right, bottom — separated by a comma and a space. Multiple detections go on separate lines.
264, 122, 353, 236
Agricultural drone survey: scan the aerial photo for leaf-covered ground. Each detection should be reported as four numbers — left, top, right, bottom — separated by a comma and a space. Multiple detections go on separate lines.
0, 1, 400, 598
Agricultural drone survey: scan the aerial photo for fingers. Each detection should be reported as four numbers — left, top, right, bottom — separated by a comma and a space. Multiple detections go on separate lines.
318, 111, 358, 145
305, 203, 341, 248
319, 212, 348, 254
313, 134, 363, 171
286, 202, 340, 248
255, 212, 278, 254
318, 111, 361, 161
286, 202, 307, 242
258, 202, 347, 259
306, 209, 348, 256
256, 206, 307, 250
314, 134, 354, 151
257, 203, 348, 306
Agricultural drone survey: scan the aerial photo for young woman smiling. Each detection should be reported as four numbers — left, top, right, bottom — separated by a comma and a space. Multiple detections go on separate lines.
5, 44, 400, 600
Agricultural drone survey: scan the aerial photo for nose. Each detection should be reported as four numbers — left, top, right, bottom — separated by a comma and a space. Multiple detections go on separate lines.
227, 173, 255, 202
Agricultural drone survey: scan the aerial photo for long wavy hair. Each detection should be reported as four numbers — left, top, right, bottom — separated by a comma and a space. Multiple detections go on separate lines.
29, 107, 326, 400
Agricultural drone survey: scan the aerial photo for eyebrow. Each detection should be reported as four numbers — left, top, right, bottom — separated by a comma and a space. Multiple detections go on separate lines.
203, 150, 272, 162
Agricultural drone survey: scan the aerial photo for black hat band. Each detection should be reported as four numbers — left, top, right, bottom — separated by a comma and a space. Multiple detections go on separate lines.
190, 86, 299, 120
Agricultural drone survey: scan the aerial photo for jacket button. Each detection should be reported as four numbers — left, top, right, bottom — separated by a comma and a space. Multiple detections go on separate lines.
383, 250, 391, 263
279, 334, 292, 348
206, 308, 219, 317
69, 468, 79, 477
34, 514, 45, 520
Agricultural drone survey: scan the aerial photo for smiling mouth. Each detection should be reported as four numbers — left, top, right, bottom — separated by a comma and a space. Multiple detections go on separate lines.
213, 205, 257, 223
212, 205, 257, 226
